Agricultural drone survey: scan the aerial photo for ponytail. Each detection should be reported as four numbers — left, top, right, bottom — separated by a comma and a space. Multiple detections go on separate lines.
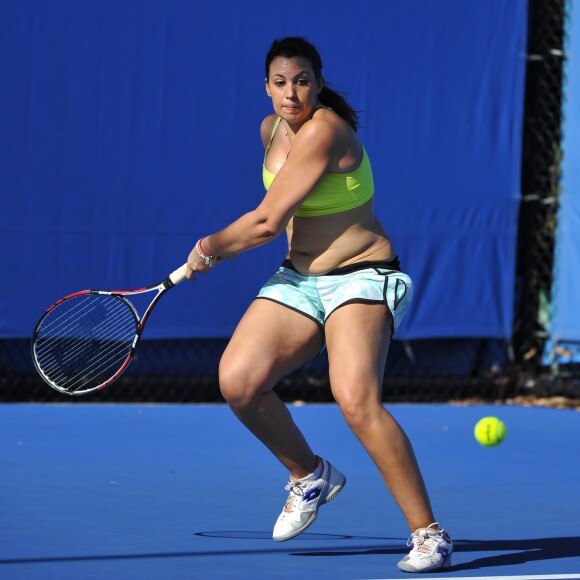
318, 86, 359, 132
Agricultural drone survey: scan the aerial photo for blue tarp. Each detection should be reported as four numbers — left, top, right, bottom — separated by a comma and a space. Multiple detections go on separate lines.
0, 0, 527, 340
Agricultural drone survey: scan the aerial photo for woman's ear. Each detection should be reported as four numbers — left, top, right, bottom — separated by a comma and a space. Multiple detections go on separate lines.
265, 79, 272, 97
317, 76, 325, 94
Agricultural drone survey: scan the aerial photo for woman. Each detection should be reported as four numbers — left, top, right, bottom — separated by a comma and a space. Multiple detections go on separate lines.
186, 37, 453, 573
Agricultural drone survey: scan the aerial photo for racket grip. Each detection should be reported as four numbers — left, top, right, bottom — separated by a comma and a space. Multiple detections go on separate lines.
169, 263, 188, 285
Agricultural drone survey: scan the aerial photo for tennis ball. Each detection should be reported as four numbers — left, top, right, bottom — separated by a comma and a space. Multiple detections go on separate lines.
474, 416, 506, 447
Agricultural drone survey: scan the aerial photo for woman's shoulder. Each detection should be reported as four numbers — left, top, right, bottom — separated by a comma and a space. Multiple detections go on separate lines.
302, 107, 356, 149
310, 107, 354, 138
260, 114, 279, 147
306, 107, 363, 166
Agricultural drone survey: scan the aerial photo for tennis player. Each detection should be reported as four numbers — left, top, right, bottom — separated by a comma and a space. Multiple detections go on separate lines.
186, 37, 453, 573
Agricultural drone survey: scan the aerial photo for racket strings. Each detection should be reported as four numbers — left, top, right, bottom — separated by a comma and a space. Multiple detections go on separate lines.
37, 297, 132, 368
34, 294, 138, 393
37, 297, 125, 363
38, 300, 135, 392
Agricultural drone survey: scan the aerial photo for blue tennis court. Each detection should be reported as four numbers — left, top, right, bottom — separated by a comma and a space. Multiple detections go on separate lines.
1, 403, 578, 579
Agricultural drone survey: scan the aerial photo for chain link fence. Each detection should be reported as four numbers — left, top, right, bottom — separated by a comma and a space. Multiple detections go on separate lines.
513, 0, 580, 400
1, 336, 514, 403
1, 0, 577, 404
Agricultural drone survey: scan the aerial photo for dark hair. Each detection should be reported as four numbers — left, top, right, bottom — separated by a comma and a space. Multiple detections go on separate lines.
265, 37, 359, 131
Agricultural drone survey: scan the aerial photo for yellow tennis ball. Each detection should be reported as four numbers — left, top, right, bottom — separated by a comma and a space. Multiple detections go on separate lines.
474, 416, 506, 447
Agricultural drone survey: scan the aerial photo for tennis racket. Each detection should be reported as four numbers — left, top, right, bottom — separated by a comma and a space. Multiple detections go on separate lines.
31, 264, 188, 396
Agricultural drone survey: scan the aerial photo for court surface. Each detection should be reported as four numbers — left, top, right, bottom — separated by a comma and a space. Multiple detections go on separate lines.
1, 402, 579, 579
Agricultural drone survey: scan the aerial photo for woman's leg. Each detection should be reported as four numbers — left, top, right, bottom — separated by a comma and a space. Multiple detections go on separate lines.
219, 298, 323, 478
325, 303, 435, 532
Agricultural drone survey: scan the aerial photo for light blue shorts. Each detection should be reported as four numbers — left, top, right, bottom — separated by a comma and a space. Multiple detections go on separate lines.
256, 260, 413, 337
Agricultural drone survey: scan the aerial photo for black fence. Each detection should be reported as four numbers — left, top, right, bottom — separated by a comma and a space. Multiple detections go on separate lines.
1, 0, 577, 404
1, 336, 514, 403
513, 0, 579, 400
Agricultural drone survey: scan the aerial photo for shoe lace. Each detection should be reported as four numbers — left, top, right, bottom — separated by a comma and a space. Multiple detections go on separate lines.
407, 523, 443, 554
283, 480, 307, 513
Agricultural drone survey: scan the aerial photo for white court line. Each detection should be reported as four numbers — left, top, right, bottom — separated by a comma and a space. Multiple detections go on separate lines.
369, 575, 580, 580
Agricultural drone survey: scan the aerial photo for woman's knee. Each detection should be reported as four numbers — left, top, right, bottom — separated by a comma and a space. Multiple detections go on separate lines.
218, 361, 250, 406
218, 355, 268, 408
333, 385, 383, 433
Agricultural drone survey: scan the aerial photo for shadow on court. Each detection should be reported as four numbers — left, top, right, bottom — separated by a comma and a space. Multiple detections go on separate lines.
0, 532, 394, 566
285, 535, 580, 572
2, 534, 578, 574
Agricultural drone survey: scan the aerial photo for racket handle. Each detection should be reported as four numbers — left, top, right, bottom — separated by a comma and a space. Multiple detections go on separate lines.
169, 263, 188, 285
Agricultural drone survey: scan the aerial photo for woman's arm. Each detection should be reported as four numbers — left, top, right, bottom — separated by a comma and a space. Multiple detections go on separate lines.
187, 118, 335, 276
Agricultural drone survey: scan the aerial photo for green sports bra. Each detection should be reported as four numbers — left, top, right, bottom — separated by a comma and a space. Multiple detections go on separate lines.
262, 116, 374, 217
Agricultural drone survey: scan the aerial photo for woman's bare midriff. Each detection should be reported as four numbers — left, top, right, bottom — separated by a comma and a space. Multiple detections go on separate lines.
286, 199, 395, 275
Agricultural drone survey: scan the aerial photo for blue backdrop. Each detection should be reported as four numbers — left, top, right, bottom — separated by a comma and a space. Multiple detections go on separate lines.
0, 0, 527, 340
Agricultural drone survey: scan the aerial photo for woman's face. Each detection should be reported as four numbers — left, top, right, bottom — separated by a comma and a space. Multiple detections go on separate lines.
266, 56, 323, 127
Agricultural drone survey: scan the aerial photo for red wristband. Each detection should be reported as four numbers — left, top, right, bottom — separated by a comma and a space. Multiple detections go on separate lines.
195, 238, 218, 268
198, 237, 211, 257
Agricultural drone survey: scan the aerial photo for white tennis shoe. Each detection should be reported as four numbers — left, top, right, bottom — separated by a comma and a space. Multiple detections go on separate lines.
272, 457, 346, 542
397, 522, 453, 572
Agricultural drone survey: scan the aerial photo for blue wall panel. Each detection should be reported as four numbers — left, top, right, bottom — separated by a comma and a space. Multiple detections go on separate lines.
0, 0, 527, 339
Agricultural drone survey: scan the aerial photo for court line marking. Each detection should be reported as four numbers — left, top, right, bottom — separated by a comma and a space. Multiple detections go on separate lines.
369, 575, 580, 580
